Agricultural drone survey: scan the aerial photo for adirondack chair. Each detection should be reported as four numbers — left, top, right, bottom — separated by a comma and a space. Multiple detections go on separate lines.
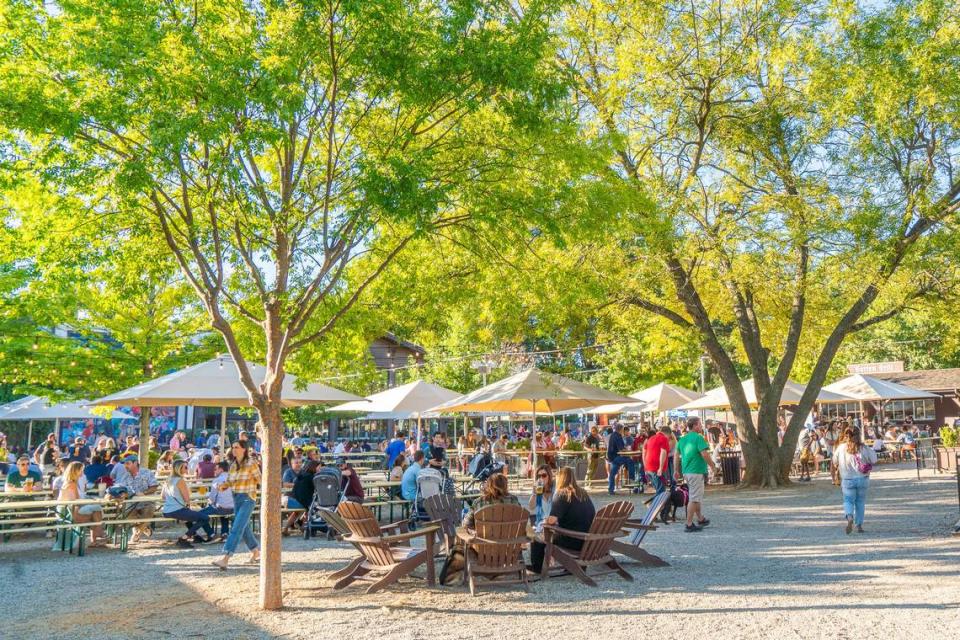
423, 493, 462, 555
329, 501, 437, 594
461, 503, 530, 596
541, 500, 634, 587
316, 506, 408, 543
610, 490, 670, 567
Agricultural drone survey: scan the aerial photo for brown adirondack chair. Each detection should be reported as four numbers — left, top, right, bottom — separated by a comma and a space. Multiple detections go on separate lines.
541, 500, 634, 587
423, 493, 462, 555
609, 490, 671, 567
329, 501, 438, 594
460, 503, 530, 596
317, 506, 408, 544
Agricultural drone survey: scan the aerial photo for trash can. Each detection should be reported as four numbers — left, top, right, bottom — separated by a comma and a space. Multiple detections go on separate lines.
719, 450, 742, 485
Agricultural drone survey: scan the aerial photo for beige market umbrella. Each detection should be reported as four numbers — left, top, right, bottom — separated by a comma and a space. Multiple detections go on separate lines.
330, 379, 461, 442
428, 368, 634, 464
90, 355, 363, 446
583, 382, 704, 415
677, 378, 851, 410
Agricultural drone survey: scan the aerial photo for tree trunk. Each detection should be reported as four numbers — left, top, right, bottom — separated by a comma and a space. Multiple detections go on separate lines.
739, 407, 787, 487
258, 400, 284, 610
139, 406, 151, 469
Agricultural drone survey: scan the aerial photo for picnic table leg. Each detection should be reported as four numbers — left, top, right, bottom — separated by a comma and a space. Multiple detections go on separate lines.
425, 531, 436, 586
77, 528, 85, 557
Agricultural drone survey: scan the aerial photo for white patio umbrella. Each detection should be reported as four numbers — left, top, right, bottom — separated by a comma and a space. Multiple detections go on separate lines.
823, 374, 937, 425
329, 379, 461, 442
0, 395, 136, 449
427, 368, 634, 467
581, 382, 704, 415
90, 355, 363, 447
822, 374, 937, 401
677, 378, 851, 410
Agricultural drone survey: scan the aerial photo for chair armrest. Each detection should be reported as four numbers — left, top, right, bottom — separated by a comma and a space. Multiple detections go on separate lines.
622, 521, 658, 532
381, 525, 439, 545
379, 520, 409, 534
543, 524, 624, 541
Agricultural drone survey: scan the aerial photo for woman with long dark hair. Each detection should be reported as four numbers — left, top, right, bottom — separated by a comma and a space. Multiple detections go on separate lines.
833, 426, 878, 534
528, 464, 555, 532
211, 439, 260, 569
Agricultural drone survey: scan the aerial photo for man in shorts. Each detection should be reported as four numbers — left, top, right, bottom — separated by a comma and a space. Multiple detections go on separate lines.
675, 417, 717, 532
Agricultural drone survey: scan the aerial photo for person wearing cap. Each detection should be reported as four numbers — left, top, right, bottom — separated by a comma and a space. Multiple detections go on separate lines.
112, 453, 159, 542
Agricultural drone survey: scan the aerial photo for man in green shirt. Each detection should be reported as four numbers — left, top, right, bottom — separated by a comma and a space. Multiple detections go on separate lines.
5, 456, 43, 493
675, 417, 716, 532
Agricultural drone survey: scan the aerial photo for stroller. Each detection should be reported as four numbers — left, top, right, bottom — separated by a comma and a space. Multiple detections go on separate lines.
303, 465, 344, 540
466, 453, 506, 491
412, 466, 445, 524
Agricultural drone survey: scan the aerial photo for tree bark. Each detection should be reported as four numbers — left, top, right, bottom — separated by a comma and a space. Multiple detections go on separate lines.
257, 399, 284, 610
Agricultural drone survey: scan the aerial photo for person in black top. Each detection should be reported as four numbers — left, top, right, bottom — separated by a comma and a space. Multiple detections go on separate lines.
606, 424, 637, 495
528, 467, 596, 573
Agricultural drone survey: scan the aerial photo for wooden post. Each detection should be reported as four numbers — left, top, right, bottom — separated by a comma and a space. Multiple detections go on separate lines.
220, 406, 228, 451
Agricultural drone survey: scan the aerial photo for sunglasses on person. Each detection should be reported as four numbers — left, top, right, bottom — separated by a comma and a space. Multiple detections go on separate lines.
537, 472, 549, 478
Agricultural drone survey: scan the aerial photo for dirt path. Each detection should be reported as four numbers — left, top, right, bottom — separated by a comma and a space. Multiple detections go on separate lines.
2, 464, 957, 639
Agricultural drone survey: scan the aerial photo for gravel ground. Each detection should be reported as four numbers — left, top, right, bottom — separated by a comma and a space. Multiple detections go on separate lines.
2, 463, 958, 640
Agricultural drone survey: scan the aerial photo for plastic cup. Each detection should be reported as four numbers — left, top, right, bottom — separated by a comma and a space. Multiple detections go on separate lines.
97, 483, 107, 498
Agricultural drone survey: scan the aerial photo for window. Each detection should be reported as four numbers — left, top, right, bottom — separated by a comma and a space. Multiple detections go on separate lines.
884, 399, 936, 422
821, 402, 862, 420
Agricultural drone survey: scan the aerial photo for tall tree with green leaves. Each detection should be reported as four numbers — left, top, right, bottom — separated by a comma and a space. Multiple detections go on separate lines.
1, 0, 566, 607
561, 0, 960, 485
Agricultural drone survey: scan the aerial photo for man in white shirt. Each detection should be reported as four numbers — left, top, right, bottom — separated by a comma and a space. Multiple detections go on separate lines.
201, 461, 234, 539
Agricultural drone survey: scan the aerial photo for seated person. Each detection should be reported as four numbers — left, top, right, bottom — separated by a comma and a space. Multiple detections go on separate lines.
462, 472, 520, 529
5, 455, 42, 493
201, 461, 233, 539
83, 453, 112, 486
388, 454, 406, 498
161, 460, 214, 547
401, 450, 424, 501
529, 467, 596, 573
283, 459, 318, 536
527, 465, 555, 532
339, 462, 364, 503
196, 454, 218, 479
58, 461, 107, 547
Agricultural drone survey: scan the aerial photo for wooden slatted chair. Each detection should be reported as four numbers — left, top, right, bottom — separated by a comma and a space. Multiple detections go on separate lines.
330, 501, 437, 594
423, 493, 461, 555
542, 500, 634, 587
610, 490, 671, 567
317, 506, 408, 545
461, 503, 530, 596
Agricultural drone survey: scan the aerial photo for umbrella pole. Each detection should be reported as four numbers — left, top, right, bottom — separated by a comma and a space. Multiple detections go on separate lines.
530, 401, 537, 479
27, 419, 33, 451
220, 406, 228, 451
417, 416, 422, 446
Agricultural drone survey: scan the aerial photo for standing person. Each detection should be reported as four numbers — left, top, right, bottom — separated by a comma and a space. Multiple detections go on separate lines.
834, 426, 878, 534
606, 424, 638, 495
385, 431, 406, 471
211, 440, 260, 570
797, 426, 816, 482
583, 425, 602, 488
674, 417, 717, 532
643, 426, 672, 495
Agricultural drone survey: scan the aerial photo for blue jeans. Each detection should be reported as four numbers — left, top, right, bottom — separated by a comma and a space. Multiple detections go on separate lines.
646, 472, 667, 495
841, 476, 869, 526
608, 456, 636, 493
163, 507, 214, 538
222, 493, 259, 555
200, 505, 233, 535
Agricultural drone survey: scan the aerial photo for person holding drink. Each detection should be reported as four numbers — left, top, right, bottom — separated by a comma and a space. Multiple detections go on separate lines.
527, 464, 555, 533
5, 456, 42, 493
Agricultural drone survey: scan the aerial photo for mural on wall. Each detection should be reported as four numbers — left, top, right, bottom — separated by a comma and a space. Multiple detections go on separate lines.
58, 407, 177, 445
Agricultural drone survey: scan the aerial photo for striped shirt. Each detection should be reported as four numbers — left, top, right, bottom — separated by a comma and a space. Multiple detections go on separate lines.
227, 459, 261, 499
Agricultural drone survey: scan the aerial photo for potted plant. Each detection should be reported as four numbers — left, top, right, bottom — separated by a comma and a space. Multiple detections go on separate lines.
934, 426, 959, 472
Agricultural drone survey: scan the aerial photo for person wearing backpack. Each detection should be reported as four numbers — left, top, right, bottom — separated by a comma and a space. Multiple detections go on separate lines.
833, 426, 878, 534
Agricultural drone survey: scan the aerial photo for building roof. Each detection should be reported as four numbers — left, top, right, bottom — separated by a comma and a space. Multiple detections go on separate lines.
871, 368, 960, 393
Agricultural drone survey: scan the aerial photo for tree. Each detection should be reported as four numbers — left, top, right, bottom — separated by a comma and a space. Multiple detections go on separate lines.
560, 0, 960, 485
1, 0, 565, 607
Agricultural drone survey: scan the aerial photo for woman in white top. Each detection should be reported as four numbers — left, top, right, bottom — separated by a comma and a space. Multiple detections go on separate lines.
528, 464, 555, 532
161, 460, 214, 547
833, 426, 878, 534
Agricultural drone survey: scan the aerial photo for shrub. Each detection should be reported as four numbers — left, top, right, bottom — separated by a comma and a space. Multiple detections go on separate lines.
940, 426, 959, 448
